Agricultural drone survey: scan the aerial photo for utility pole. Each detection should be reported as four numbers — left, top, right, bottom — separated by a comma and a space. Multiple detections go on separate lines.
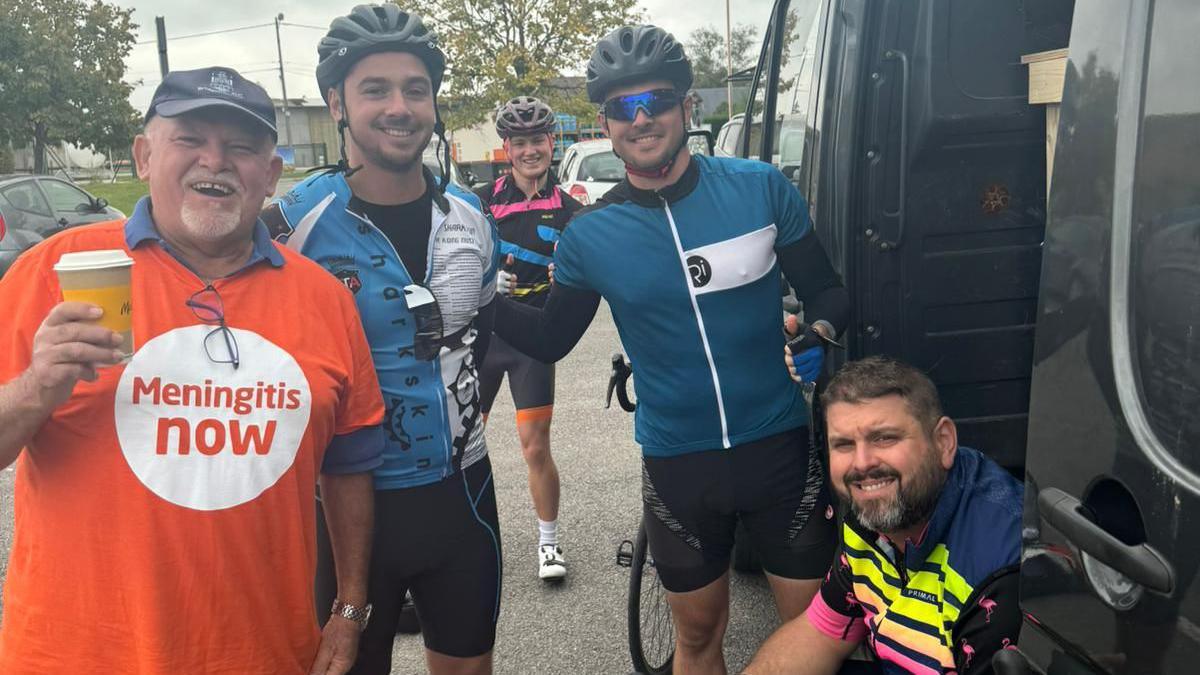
725, 0, 733, 119
274, 13, 294, 150
155, 17, 169, 78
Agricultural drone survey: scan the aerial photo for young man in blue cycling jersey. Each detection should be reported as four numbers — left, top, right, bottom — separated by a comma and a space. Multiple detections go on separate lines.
261, 5, 501, 674
474, 96, 583, 581
494, 25, 850, 674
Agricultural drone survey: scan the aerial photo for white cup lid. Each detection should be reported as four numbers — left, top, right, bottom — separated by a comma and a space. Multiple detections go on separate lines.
53, 249, 134, 273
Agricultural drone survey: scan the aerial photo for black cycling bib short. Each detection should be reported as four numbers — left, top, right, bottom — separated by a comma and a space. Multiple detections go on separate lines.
641, 427, 836, 592
316, 457, 502, 666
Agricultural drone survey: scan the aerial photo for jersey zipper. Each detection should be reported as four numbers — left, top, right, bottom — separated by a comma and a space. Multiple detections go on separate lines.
659, 196, 731, 449
349, 207, 455, 479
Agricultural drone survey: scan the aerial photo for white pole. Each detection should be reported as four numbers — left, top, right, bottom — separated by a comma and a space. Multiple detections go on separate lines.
725, 0, 733, 119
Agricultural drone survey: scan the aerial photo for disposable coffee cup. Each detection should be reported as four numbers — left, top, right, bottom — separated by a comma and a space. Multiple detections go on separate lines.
53, 250, 135, 361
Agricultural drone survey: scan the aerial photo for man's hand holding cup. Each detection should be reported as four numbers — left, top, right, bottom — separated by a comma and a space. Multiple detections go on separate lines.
25, 302, 126, 411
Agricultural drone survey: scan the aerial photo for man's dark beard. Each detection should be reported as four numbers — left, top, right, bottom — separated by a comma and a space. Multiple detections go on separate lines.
350, 125, 432, 174
617, 125, 685, 172
844, 453, 946, 534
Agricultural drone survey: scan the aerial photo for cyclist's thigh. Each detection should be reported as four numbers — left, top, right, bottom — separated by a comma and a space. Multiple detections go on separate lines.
409, 457, 503, 659
735, 428, 837, 580
479, 334, 516, 414
641, 450, 738, 593
508, 348, 555, 413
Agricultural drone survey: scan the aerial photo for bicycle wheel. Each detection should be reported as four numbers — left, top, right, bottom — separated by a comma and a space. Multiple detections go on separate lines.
627, 521, 675, 675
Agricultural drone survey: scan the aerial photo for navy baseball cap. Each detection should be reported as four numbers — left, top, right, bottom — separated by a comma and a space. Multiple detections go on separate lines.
145, 66, 278, 140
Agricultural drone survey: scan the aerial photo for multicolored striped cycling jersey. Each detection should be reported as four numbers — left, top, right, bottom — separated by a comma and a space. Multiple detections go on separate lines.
807, 447, 1023, 674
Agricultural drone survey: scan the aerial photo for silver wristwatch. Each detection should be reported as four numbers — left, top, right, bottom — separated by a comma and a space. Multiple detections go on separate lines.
330, 599, 372, 631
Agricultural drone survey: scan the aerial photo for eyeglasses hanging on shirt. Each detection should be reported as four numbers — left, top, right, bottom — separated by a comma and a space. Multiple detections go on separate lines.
186, 284, 240, 370
404, 284, 444, 361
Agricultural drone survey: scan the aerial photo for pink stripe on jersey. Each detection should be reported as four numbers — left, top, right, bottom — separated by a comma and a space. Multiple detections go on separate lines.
489, 189, 564, 220
806, 592, 870, 643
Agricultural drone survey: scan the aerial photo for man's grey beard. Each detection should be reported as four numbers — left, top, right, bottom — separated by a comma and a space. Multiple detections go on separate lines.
180, 202, 242, 241
847, 456, 946, 535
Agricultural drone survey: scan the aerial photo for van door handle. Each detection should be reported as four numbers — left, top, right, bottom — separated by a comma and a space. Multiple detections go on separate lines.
877, 47, 909, 251
1039, 487, 1174, 593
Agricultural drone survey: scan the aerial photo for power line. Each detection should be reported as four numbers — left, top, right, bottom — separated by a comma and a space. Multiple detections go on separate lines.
281, 22, 327, 31
135, 22, 272, 45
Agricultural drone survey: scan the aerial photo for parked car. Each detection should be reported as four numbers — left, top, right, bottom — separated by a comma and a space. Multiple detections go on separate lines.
0, 221, 43, 279
557, 139, 623, 205
0, 175, 125, 279
714, 113, 781, 166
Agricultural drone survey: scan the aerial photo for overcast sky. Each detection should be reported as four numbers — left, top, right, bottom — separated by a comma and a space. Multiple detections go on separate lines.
117, 0, 777, 112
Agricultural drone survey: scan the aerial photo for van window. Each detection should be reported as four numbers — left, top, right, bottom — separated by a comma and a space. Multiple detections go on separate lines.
1124, 0, 1200, 474
776, 1, 826, 185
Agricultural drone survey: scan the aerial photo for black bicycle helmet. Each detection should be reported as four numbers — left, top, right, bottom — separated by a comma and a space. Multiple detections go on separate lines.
316, 4, 446, 103
495, 96, 556, 138
585, 25, 693, 104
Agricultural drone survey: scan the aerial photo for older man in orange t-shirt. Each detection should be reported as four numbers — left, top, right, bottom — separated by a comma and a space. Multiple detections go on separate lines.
0, 67, 383, 674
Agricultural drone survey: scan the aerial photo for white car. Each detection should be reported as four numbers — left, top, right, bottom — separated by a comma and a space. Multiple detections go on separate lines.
557, 139, 623, 206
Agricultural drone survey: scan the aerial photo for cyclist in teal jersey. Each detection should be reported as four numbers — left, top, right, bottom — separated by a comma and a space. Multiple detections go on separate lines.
494, 25, 850, 674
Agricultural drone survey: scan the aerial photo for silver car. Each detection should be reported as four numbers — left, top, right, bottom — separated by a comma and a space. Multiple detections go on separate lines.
557, 139, 624, 206
0, 175, 124, 278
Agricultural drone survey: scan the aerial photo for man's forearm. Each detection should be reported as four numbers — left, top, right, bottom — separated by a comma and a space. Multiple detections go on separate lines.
778, 234, 849, 337
318, 471, 375, 606
743, 613, 855, 675
0, 372, 55, 469
493, 285, 599, 363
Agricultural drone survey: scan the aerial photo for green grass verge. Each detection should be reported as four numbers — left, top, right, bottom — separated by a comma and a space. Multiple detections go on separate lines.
80, 180, 148, 217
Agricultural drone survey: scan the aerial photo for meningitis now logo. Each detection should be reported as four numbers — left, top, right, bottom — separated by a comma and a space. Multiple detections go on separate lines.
115, 326, 312, 511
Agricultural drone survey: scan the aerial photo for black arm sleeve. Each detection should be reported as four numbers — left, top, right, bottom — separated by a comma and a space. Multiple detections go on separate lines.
777, 233, 850, 337
953, 565, 1022, 675
493, 283, 601, 363
472, 297, 497, 366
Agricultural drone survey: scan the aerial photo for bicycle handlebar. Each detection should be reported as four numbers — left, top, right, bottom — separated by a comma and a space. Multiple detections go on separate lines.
606, 353, 637, 413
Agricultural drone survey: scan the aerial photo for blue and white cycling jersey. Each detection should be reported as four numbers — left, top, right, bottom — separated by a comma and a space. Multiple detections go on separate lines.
553, 155, 812, 457
264, 170, 500, 488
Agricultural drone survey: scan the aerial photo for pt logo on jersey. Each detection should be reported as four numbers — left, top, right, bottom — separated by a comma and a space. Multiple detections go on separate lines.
687, 255, 712, 288
114, 326, 312, 511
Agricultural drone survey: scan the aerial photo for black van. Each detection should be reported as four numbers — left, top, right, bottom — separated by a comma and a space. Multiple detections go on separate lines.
742, 0, 1200, 672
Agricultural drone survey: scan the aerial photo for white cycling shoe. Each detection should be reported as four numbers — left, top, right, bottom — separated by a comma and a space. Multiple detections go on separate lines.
538, 544, 567, 581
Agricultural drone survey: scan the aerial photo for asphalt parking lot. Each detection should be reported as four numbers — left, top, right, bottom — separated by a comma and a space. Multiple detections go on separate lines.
0, 302, 781, 673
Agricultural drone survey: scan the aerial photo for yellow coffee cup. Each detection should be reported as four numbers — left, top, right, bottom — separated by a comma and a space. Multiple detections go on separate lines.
53, 250, 135, 360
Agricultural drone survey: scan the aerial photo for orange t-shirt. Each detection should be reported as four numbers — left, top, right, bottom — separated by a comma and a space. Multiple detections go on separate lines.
0, 221, 384, 674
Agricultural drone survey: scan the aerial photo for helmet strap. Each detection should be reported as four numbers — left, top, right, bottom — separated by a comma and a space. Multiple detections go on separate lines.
433, 91, 450, 195
336, 83, 363, 178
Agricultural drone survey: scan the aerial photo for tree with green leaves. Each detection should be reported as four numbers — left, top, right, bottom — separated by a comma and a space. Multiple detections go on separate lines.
687, 24, 760, 89
407, 0, 641, 130
0, 0, 140, 174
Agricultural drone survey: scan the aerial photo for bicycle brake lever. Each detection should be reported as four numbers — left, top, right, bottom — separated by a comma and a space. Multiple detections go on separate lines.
606, 353, 624, 409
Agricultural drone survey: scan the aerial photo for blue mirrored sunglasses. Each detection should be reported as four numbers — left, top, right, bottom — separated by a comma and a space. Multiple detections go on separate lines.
602, 89, 681, 122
